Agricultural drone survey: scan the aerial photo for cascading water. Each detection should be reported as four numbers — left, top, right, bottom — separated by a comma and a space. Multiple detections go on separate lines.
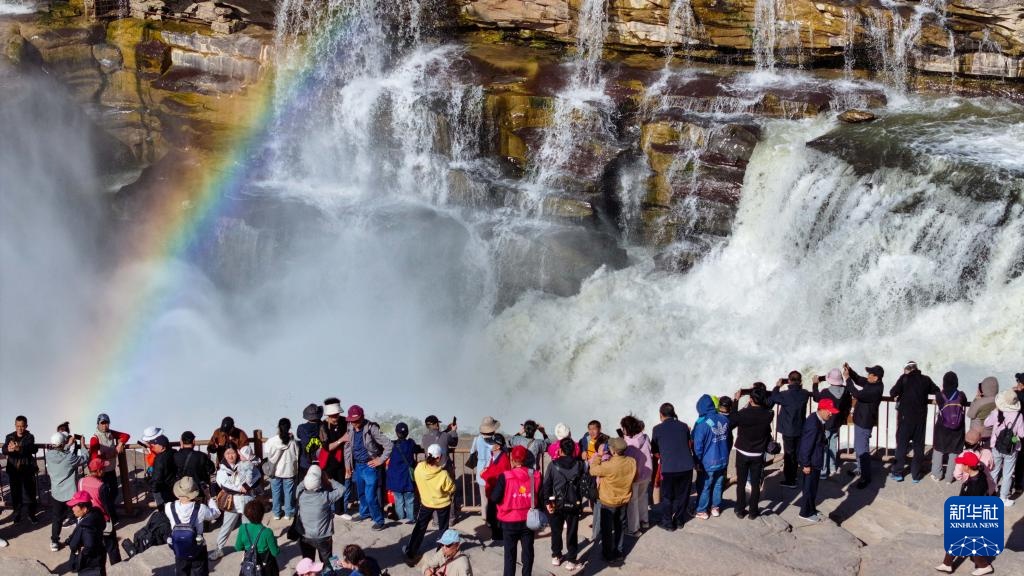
753, 0, 779, 71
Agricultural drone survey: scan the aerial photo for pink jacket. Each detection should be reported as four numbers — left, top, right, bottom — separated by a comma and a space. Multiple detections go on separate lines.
953, 448, 996, 494
985, 409, 1023, 453
624, 433, 653, 484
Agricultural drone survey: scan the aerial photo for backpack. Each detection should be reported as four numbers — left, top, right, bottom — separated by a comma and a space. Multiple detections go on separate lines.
994, 412, 1022, 455
239, 525, 269, 576
168, 504, 203, 560
553, 462, 584, 512
938, 391, 965, 430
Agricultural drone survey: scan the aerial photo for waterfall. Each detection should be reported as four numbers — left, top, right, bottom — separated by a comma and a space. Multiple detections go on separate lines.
868, 0, 951, 89
843, 7, 856, 79
667, 0, 698, 54
753, 0, 779, 71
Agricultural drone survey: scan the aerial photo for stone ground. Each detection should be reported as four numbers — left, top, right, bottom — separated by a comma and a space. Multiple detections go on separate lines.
2, 459, 1023, 575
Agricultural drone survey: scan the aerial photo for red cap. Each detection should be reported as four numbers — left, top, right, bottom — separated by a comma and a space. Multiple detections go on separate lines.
346, 405, 365, 423
818, 398, 840, 415
955, 452, 980, 468
88, 458, 105, 473
510, 445, 529, 463
67, 490, 92, 507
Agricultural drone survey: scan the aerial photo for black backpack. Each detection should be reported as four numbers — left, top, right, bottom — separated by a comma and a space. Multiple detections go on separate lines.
553, 462, 586, 510
239, 525, 270, 576
994, 412, 1021, 455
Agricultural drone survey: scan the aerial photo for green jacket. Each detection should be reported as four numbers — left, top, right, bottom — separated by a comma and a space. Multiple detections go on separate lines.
235, 523, 279, 556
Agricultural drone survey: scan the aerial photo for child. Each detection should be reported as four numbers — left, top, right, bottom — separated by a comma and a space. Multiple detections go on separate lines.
386, 422, 419, 522
953, 429, 996, 495
935, 452, 993, 575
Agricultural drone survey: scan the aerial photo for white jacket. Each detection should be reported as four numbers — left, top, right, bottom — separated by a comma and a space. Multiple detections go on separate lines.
263, 435, 300, 478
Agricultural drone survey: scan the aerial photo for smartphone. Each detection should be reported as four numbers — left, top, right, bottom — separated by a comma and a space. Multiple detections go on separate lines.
818, 375, 827, 383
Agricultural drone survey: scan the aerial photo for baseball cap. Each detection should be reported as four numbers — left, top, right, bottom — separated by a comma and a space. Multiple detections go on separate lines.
346, 405, 365, 423
51, 432, 68, 446
438, 529, 463, 546
67, 490, 92, 507
96, 413, 110, 424
865, 365, 885, 378
818, 398, 840, 415
426, 444, 443, 459
88, 458, 105, 473
425, 415, 440, 425
510, 445, 529, 462
954, 452, 980, 468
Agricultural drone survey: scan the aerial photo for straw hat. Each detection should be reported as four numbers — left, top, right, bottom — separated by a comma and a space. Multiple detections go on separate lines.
173, 477, 200, 501
479, 416, 500, 434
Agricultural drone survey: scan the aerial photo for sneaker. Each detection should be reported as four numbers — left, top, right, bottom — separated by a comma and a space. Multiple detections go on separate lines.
0, 538, 7, 548
283, 515, 293, 522
371, 522, 386, 531
934, 564, 953, 573
404, 555, 421, 568
209, 548, 224, 561
552, 557, 562, 567
563, 561, 579, 572
711, 507, 721, 517
929, 475, 941, 483
273, 514, 283, 521
780, 482, 798, 489
695, 512, 709, 520
734, 509, 747, 519
1002, 497, 1015, 507
339, 513, 354, 521
50, 542, 59, 552
912, 477, 921, 484
971, 567, 994, 576
798, 513, 822, 523
889, 473, 904, 482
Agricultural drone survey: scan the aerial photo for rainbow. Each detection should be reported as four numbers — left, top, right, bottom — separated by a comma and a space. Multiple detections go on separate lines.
57, 11, 361, 431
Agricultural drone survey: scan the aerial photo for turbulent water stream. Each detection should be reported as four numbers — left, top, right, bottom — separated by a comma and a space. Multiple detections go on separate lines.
1, 0, 1022, 433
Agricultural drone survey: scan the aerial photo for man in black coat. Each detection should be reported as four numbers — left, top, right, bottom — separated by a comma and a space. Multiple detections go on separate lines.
174, 431, 215, 493
2, 415, 39, 523
769, 372, 811, 488
889, 361, 939, 482
651, 403, 696, 531
844, 364, 884, 489
797, 399, 839, 522
147, 436, 177, 507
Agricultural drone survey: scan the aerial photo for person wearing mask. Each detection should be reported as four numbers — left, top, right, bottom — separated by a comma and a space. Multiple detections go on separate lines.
967, 377, 1000, 444
420, 529, 473, 576
479, 434, 510, 542
844, 364, 884, 488
320, 399, 350, 517
510, 420, 549, 469
729, 387, 774, 519
212, 444, 253, 560
46, 431, 88, 551
620, 415, 652, 534
769, 372, 811, 489
88, 413, 130, 523
798, 399, 839, 522
295, 465, 345, 564
147, 435, 177, 508
264, 418, 300, 521
208, 417, 249, 454
935, 452, 994, 575
492, 445, 542, 576
931, 372, 969, 482
340, 544, 383, 576
405, 444, 456, 564
693, 395, 730, 520
165, 477, 223, 576
472, 416, 500, 516
589, 437, 636, 565
387, 422, 420, 522
985, 389, 1023, 506
296, 403, 323, 482
542, 437, 584, 572
3, 415, 39, 524
546, 423, 580, 461
650, 403, 695, 531
65, 491, 107, 575
811, 369, 852, 479
235, 500, 280, 576
343, 405, 392, 531
889, 361, 940, 482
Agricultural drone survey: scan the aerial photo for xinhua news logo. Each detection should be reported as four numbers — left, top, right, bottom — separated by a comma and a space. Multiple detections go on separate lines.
944, 497, 1004, 557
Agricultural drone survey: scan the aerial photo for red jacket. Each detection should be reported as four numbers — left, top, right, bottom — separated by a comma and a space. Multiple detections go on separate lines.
89, 430, 131, 473
480, 452, 510, 499
497, 466, 541, 523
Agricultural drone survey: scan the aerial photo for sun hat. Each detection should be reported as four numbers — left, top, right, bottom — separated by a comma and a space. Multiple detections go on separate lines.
554, 422, 571, 440
996, 389, 1020, 412
479, 416, 499, 434
141, 426, 163, 443
303, 403, 324, 421
173, 477, 200, 500
826, 368, 843, 386
303, 465, 323, 491
296, 557, 324, 574
324, 402, 342, 416
608, 437, 627, 454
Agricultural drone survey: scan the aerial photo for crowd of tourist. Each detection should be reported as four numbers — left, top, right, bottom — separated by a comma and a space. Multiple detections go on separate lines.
0, 367, 1021, 576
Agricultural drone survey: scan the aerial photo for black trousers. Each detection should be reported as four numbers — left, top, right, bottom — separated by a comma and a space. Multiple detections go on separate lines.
893, 418, 927, 479
599, 504, 626, 561
174, 547, 210, 576
734, 452, 765, 516
658, 471, 692, 529
549, 509, 579, 561
51, 499, 70, 543
100, 470, 119, 522
406, 505, 449, 558
501, 521, 534, 576
799, 470, 820, 517
782, 436, 800, 484
298, 536, 332, 564
6, 465, 38, 515
486, 499, 503, 541
1014, 447, 1024, 492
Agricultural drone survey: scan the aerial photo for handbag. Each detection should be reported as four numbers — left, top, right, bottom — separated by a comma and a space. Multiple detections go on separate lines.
525, 468, 548, 531
215, 488, 235, 513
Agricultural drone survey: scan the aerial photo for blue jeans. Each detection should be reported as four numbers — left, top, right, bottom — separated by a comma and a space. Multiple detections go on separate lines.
853, 425, 873, 482
821, 430, 840, 477
393, 491, 415, 520
992, 450, 1019, 501
695, 468, 725, 513
355, 462, 385, 525
270, 476, 295, 517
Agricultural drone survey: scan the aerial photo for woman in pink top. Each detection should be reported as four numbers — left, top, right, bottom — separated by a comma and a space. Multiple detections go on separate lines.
77, 459, 109, 520
621, 415, 652, 535
953, 428, 996, 495
546, 423, 580, 461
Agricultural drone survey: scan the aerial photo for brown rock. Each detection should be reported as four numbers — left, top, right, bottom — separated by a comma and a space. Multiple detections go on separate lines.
838, 109, 876, 123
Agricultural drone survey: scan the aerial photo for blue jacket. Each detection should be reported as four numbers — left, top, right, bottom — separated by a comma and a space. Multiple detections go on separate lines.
798, 413, 827, 469
693, 395, 730, 472
770, 384, 811, 437
651, 418, 695, 474
386, 438, 418, 493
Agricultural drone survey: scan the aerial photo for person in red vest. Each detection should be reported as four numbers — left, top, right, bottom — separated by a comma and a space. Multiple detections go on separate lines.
88, 413, 129, 523
491, 445, 542, 576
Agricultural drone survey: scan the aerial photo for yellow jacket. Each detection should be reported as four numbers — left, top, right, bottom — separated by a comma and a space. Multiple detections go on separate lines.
415, 461, 455, 509
589, 454, 636, 508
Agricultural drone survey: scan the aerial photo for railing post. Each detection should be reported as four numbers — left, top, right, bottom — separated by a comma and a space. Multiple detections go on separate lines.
118, 450, 134, 516
253, 429, 263, 459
